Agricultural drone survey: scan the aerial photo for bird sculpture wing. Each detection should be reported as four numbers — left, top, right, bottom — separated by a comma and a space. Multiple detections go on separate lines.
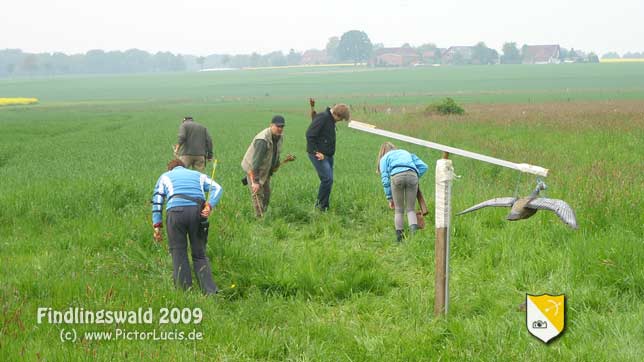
457, 197, 517, 215
526, 198, 578, 229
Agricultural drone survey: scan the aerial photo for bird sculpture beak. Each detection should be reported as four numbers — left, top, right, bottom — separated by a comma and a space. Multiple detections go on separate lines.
507, 212, 522, 221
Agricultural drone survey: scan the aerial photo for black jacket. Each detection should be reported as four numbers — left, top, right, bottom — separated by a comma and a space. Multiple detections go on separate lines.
306, 107, 336, 156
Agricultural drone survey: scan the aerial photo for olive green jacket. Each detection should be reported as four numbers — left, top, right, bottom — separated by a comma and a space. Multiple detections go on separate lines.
241, 128, 283, 185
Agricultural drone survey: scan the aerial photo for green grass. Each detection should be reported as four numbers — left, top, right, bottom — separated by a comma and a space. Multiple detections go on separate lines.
1, 64, 643, 361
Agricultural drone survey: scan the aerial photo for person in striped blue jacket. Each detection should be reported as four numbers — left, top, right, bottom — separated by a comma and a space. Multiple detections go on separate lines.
151, 159, 223, 295
378, 142, 428, 242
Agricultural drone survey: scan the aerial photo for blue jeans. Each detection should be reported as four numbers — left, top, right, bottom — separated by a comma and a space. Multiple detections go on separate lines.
308, 153, 334, 210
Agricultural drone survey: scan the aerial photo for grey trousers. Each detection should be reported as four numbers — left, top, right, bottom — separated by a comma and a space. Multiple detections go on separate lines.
166, 206, 218, 294
391, 170, 418, 230
248, 177, 271, 217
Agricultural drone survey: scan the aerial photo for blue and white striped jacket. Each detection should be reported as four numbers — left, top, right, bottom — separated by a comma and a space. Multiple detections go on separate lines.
151, 166, 223, 225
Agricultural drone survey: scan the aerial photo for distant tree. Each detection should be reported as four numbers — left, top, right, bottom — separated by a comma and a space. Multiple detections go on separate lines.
0, 49, 24, 77
568, 48, 578, 59
472, 42, 498, 64
85, 49, 107, 73
51, 52, 70, 73
6, 63, 16, 75
287, 49, 302, 65
230, 54, 252, 68
558, 47, 569, 60
401, 43, 412, 48
249, 52, 261, 67
21, 54, 39, 73
601, 52, 620, 59
264, 51, 286, 67
153, 52, 185, 72
623, 52, 643, 58
501, 42, 522, 64
337, 30, 373, 64
587, 53, 600, 63
417, 43, 437, 52
373, 43, 384, 51
196, 56, 206, 70
325, 36, 340, 63
123, 49, 152, 73
451, 52, 466, 65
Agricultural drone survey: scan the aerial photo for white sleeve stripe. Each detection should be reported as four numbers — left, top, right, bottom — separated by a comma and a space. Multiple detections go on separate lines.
161, 175, 174, 197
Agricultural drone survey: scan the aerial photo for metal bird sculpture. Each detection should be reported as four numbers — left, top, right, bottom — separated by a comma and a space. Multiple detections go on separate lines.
457, 181, 578, 229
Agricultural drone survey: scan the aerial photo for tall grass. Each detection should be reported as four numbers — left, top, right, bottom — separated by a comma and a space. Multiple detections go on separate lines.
1, 67, 642, 361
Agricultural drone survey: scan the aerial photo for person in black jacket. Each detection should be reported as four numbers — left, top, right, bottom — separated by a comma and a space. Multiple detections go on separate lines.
305, 103, 350, 211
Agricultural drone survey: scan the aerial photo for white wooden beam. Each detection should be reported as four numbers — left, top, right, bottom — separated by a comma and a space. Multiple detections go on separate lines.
348, 121, 548, 177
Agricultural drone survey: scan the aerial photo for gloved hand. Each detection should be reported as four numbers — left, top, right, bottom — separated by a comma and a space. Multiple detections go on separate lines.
201, 203, 212, 218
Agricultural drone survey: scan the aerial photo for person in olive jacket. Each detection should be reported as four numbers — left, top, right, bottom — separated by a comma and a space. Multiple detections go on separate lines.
173, 116, 213, 172
241, 115, 287, 217
305, 103, 350, 211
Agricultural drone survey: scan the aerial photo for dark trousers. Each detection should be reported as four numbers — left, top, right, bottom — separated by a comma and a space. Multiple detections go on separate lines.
166, 206, 218, 294
308, 153, 334, 210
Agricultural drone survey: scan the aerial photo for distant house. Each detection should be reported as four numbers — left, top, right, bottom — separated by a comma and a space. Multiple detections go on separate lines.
441, 46, 475, 65
421, 49, 442, 64
372, 47, 421, 67
522, 45, 561, 64
301, 49, 328, 65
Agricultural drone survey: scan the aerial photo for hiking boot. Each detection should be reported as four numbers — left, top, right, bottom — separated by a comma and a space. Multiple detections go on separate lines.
395, 230, 404, 242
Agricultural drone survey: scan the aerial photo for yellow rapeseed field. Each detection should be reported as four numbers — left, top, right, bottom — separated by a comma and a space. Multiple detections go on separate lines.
600, 58, 644, 63
0, 97, 39, 106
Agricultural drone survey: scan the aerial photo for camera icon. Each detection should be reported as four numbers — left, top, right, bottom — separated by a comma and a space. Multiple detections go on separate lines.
532, 320, 548, 329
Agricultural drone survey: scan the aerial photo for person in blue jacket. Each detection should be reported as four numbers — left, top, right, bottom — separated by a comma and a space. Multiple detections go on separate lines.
151, 159, 223, 294
377, 142, 428, 242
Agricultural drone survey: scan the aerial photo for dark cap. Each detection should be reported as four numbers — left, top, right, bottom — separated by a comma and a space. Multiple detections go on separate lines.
271, 115, 285, 126
182, 116, 194, 122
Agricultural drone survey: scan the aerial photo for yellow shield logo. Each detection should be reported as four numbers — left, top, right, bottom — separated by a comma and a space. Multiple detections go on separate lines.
526, 294, 565, 343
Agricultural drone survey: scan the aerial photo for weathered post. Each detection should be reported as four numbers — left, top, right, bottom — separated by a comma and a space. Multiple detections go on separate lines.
434, 152, 454, 316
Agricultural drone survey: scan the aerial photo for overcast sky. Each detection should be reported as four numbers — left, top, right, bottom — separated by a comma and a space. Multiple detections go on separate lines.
2, 0, 642, 56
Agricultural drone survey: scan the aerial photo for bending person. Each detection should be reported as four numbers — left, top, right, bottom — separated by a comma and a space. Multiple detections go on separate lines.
377, 142, 428, 242
151, 159, 223, 294
241, 115, 292, 217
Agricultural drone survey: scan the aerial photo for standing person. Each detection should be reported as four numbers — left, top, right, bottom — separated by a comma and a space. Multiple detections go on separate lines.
306, 103, 350, 211
151, 159, 223, 295
241, 115, 293, 217
377, 142, 428, 242
174, 116, 213, 172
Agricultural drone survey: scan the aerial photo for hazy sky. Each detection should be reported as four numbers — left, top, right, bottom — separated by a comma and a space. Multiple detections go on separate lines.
2, 0, 642, 56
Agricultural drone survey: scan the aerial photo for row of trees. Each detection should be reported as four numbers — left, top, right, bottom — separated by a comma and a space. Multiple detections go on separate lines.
602, 51, 644, 59
2, 29, 640, 77
0, 49, 186, 77
196, 30, 374, 68
0, 30, 377, 77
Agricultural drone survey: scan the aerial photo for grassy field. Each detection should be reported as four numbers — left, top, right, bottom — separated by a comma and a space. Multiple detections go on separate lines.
1, 64, 643, 361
